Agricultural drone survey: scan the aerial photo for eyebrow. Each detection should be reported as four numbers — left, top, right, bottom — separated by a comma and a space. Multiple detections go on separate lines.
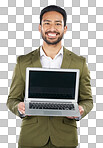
55, 20, 62, 23
43, 20, 62, 23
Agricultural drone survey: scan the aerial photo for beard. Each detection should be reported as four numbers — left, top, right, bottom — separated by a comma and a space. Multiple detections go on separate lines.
41, 30, 64, 45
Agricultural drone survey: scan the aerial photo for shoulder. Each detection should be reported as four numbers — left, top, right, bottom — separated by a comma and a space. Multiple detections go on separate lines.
17, 48, 39, 63
64, 47, 86, 64
71, 51, 86, 64
64, 47, 87, 76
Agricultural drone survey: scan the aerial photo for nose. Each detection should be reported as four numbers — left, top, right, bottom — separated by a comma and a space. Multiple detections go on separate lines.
49, 24, 56, 31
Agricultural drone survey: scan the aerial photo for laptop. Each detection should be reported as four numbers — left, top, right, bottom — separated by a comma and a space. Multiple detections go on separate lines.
25, 67, 80, 117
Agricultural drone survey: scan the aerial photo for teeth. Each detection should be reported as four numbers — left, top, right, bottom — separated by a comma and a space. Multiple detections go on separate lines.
48, 33, 56, 37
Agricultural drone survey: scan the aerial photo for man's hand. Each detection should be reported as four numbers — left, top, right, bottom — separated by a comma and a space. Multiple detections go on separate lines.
18, 102, 25, 114
66, 105, 84, 119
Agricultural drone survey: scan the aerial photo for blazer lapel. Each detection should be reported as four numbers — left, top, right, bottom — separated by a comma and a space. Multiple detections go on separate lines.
61, 47, 72, 69
31, 47, 42, 68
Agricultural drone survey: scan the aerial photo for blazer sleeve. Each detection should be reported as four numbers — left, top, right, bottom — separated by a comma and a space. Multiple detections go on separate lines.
6, 56, 25, 118
78, 58, 93, 119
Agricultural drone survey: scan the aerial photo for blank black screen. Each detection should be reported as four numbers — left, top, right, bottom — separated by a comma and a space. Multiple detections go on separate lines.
28, 70, 76, 99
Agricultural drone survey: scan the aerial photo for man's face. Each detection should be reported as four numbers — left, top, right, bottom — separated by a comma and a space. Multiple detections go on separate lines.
39, 11, 67, 45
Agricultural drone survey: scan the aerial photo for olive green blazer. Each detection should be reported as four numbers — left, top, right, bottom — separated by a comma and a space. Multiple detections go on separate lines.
6, 47, 93, 147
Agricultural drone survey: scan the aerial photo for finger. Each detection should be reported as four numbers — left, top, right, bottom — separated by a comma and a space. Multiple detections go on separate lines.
18, 102, 25, 110
80, 110, 84, 115
20, 109, 25, 114
18, 103, 25, 114
79, 106, 84, 115
66, 116, 73, 119
18, 109, 24, 114
22, 110, 25, 114
66, 116, 78, 119
22, 107, 25, 111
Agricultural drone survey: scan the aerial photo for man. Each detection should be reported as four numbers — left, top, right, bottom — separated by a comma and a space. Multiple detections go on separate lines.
7, 5, 93, 148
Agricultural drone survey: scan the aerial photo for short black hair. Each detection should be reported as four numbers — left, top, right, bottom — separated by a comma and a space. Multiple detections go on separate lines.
40, 5, 67, 27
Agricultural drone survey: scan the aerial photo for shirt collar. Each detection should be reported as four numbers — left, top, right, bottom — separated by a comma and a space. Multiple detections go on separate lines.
40, 46, 63, 58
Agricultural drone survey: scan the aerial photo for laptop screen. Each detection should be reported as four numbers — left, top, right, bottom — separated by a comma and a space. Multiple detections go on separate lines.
28, 70, 77, 100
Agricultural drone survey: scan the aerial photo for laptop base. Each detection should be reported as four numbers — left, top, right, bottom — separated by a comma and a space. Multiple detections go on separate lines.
25, 102, 80, 117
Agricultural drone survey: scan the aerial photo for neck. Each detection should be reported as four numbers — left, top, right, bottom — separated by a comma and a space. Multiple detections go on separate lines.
42, 41, 62, 59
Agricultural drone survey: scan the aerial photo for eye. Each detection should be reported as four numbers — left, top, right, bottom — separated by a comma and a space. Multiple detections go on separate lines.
56, 23, 61, 26
45, 23, 50, 25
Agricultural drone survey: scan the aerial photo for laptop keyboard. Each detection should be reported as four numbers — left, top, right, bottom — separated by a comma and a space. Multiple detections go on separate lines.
29, 102, 75, 110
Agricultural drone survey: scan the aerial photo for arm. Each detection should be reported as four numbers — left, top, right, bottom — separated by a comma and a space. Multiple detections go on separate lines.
6, 56, 25, 118
78, 58, 93, 119
66, 58, 93, 120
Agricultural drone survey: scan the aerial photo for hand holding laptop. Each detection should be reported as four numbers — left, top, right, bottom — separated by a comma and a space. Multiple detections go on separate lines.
18, 103, 84, 119
66, 105, 84, 119
18, 102, 25, 115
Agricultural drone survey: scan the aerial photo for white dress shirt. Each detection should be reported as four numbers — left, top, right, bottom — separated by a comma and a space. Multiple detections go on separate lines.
40, 46, 63, 68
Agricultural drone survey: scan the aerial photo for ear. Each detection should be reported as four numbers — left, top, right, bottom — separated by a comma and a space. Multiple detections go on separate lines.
38, 24, 41, 33
64, 25, 67, 34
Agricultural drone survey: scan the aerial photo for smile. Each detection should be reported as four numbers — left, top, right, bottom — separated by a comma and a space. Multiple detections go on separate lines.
48, 33, 56, 37
46, 32, 59, 38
